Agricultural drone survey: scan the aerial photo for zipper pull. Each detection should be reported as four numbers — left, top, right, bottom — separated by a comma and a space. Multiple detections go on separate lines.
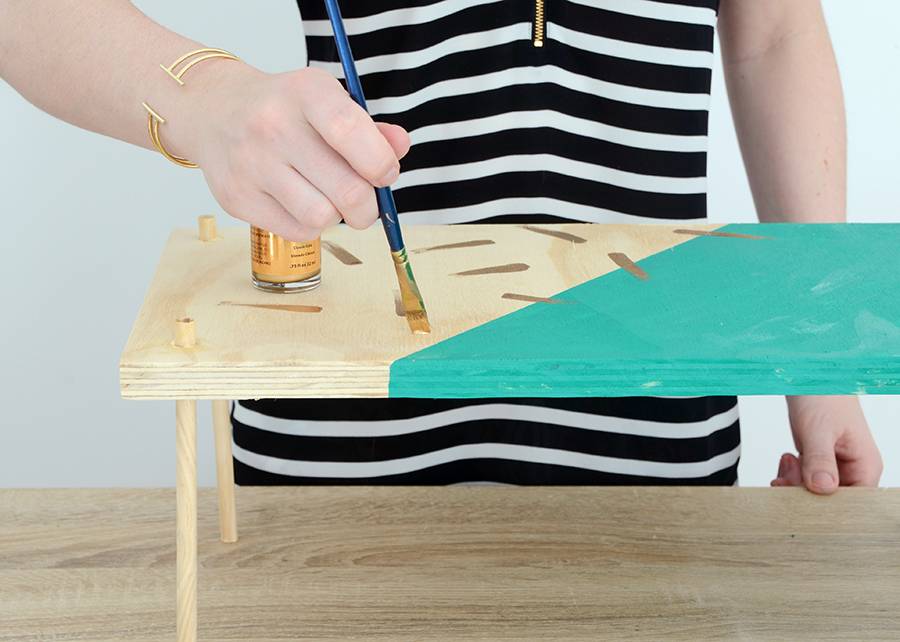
533, 0, 545, 47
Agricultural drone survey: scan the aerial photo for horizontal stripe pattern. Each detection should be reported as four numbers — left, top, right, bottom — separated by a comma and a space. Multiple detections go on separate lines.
300, 0, 717, 32
318, 61, 712, 111
234, 457, 739, 486
309, 23, 712, 77
238, 396, 739, 423
397, 202, 706, 224
233, 422, 740, 465
566, 0, 717, 27
403, 128, 707, 176
302, 0, 508, 36
233, 396, 740, 485
393, 153, 707, 193
550, 23, 713, 68
301, 0, 715, 225
233, 0, 737, 486
408, 110, 709, 151
393, 172, 707, 221
370, 79, 711, 135
233, 402, 739, 439
310, 37, 713, 96
232, 441, 741, 479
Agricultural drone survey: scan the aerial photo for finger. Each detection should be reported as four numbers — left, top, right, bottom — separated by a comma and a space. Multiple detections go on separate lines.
771, 454, 803, 487
286, 129, 379, 230
376, 122, 411, 160
781, 453, 803, 486
265, 166, 341, 234
776, 453, 789, 479
301, 76, 400, 187
210, 176, 320, 242
248, 191, 321, 242
797, 430, 840, 494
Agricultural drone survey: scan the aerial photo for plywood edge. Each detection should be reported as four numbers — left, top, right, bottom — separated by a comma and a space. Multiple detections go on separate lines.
119, 364, 390, 399
388, 358, 900, 398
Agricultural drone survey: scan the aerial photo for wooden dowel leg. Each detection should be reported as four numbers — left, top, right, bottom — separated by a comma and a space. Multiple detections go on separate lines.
176, 400, 198, 642
212, 400, 238, 543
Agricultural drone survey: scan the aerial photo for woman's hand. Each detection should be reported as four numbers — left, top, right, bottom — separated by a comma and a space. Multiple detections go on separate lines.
176, 64, 410, 241
0, 3, 408, 242
773, 396, 883, 493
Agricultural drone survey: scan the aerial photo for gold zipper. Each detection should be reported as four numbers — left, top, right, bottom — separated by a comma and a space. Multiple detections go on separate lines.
533, 0, 545, 47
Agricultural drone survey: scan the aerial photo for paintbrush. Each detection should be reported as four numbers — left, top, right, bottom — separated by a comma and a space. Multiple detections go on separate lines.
322, 0, 431, 335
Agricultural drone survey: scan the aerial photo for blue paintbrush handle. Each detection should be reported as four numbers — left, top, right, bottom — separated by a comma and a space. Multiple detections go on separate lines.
323, 0, 405, 253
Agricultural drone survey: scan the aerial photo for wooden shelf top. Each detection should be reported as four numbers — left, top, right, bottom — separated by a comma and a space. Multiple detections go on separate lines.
2, 487, 898, 640
119, 222, 900, 400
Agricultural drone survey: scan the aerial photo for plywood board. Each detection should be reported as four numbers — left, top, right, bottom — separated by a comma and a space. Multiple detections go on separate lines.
119, 223, 900, 399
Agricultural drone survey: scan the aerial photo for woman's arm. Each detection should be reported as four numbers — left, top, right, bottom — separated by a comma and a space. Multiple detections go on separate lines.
719, 0, 882, 492
0, 0, 408, 240
718, 0, 846, 222
1, 0, 215, 151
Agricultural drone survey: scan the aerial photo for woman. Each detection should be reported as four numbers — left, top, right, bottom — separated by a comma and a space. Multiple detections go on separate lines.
0, 0, 882, 490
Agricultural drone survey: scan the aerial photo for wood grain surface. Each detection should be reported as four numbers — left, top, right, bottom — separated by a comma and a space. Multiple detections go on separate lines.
119, 223, 715, 399
1, 487, 898, 641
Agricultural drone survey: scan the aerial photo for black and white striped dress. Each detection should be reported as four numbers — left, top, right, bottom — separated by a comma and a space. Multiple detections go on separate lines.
232, 0, 741, 485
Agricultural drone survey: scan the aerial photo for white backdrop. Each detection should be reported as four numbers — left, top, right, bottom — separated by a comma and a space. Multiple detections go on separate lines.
1, 1, 897, 487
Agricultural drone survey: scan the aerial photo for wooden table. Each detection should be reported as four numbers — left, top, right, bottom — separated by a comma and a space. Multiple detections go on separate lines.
118, 218, 900, 641
1, 487, 898, 640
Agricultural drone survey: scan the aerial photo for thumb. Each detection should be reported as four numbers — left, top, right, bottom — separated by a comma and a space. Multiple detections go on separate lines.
797, 429, 840, 495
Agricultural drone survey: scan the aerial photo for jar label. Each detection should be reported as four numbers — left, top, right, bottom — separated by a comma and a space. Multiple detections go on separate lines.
250, 226, 321, 282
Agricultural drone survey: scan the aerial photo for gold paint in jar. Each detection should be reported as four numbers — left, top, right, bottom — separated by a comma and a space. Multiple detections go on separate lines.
250, 225, 321, 293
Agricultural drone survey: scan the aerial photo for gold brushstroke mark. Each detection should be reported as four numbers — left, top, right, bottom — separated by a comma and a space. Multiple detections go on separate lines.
393, 290, 405, 317
218, 301, 322, 313
502, 292, 568, 304
454, 263, 530, 276
674, 228, 770, 241
522, 225, 588, 244
322, 240, 363, 265
412, 239, 496, 253
608, 253, 649, 281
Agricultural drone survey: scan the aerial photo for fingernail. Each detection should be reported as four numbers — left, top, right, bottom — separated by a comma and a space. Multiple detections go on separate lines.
812, 471, 835, 489
378, 165, 400, 185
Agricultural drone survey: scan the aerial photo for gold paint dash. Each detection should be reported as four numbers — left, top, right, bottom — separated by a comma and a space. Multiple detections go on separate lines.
412, 239, 496, 254
608, 253, 649, 281
674, 228, 770, 241
502, 293, 567, 304
322, 240, 363, 265
454, 263, 530, 277
219, 301, 322, 313
522, 225, 588, 244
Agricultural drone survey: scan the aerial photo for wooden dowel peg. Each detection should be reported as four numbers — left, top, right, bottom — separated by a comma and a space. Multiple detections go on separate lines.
175, 399, 198, 642
173, 318, 196, 349
212, 399, 238, 543
198, 215, 218, 242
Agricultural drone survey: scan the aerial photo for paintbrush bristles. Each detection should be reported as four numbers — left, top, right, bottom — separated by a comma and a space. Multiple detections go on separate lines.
391, 249, 431, 334
404, 308, 431, 334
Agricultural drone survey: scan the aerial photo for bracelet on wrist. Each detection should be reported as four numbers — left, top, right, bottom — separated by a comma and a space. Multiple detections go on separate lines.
142, 47, 240, 168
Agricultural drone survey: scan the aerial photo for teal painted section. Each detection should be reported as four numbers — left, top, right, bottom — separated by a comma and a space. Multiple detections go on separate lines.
389, 224, 900, 398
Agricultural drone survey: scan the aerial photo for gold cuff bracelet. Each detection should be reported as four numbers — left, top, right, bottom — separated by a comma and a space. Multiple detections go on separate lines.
142, 47, 240, 168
